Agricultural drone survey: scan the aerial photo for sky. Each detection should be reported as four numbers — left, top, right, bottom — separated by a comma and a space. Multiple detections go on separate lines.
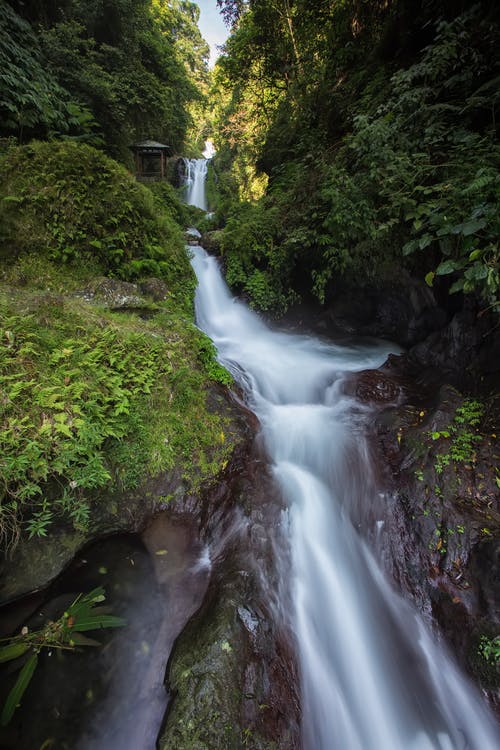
193, 0, 230, 67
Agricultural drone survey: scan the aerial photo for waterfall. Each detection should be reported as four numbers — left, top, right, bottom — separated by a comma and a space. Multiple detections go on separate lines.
184, 158, 209, 211
189, 244, 500, 750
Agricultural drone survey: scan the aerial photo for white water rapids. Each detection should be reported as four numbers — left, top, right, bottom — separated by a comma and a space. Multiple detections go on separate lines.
187, 158, 499, 749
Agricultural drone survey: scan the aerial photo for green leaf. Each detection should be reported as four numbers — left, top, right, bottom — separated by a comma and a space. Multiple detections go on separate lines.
459, 219, 487, 236
55, 422, 73, 437
449, 279, 464, 294
436, 225, 452, 237
70, 614, 126, 632
402, 240, 418, 256
0, 642, 29, 664
424, 271, 435, 287
418, 235, 432, 250
436, 260, 459, 276
465, 264, 488, 281
68, 633, 101, 647
1, 653, 38, 726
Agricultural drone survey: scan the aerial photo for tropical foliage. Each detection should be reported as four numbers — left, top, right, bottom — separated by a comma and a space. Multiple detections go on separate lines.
212, 0, 500, 313
1, 0, 209, 159
0, 141, 189, 283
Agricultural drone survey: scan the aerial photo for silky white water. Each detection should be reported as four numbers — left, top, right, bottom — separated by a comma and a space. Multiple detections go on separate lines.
190, 243, 500, 750
184, 158, 209, 211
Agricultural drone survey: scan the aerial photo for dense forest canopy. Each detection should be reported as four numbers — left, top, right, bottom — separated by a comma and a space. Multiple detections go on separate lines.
210, 0, 500, 315
0, 0, 209, 159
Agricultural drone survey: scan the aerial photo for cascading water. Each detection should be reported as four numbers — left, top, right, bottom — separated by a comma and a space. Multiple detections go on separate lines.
184, 158, 209, 211
187, 167, 499, 750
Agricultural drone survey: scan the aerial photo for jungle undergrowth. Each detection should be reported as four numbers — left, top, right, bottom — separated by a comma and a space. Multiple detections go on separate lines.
0, 261, 234, 551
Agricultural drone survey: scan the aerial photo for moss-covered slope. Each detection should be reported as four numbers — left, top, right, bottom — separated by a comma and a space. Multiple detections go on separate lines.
0, 141, 236, 553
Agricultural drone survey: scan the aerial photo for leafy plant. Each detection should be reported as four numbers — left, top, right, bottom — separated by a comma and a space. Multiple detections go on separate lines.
0, 2, 100, 143
478, 635, 500, 666
431, 400, 484, 475
0, 256, 240, 548
1, 0, 209, 158
0, 309, 169, 538
0, 587, 125, 726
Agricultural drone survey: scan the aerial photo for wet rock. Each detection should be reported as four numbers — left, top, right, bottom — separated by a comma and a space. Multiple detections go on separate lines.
0, 529, 87, 604
343, 369, 406, 405
370, 376, 500, 704
185, 227, 201, 245
159, 454, 300, 750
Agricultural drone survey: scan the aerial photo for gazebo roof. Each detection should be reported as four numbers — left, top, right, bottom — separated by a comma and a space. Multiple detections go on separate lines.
130, 139, 171, 151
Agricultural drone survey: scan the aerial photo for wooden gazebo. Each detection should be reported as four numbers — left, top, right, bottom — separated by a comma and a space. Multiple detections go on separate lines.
130, 139, 171, 180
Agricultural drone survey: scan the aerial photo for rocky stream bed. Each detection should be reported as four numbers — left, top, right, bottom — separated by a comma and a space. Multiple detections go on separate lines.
0, 265, 498, 748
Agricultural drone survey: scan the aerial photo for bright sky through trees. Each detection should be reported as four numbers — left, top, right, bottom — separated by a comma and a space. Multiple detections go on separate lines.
194, 0, 229, 66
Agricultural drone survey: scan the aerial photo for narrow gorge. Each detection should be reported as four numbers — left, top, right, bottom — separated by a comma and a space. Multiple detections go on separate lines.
0, 1, 499, 747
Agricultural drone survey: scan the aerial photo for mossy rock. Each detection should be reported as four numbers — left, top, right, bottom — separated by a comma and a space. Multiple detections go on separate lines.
161, 589, 246, 750
76, 277, 151, 310
160, 579, 280, 750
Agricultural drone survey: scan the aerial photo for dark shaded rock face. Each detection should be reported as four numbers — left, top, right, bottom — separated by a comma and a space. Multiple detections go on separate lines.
320, 274, 443, 347
364, 357, 500, 710
318, 276, 499, 392
408, 304, 500, 392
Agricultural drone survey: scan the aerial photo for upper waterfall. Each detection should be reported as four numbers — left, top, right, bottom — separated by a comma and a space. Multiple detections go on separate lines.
184, 158, 209, 211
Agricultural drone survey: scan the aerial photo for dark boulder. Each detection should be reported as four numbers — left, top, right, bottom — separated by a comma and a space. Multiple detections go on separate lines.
321, 273, 445, 347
